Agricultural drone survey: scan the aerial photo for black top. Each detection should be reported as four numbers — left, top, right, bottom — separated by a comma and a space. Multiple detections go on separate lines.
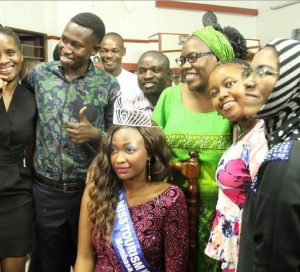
0, 83, 36, 198
238, 141, 300, 272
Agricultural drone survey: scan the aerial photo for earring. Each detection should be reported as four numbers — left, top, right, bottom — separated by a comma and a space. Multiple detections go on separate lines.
147, 158, 151, 181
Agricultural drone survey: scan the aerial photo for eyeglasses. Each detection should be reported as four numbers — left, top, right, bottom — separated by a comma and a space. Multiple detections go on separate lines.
241, 66, 279, 80
175, 52, 213, 66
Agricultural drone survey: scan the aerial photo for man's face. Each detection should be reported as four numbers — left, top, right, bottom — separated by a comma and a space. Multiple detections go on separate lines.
137, 54, 170, 104
58, 22, 97, 70
99, 36, 125, 76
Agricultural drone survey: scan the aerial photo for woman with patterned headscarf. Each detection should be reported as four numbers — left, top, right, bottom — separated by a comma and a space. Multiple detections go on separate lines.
152, 26, 245, 271
237, 38, 300, 272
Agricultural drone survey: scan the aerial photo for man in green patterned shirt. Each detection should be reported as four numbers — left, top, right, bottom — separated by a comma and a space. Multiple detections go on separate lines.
26, 12, 120, 272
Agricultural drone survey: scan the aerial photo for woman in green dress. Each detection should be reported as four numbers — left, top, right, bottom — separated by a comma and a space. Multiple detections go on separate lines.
152, 26, 237, 271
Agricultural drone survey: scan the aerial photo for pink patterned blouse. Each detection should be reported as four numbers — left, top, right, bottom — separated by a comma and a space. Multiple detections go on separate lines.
205, 120, 268, 272
92, 185, 189, 272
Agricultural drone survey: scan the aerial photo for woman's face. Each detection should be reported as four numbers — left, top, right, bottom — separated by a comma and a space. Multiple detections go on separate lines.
110, 127, 148, 183
243, 47, 279, 117
0, 33, 23, 83
209, 63, 247, 122
180, 36, 218, 91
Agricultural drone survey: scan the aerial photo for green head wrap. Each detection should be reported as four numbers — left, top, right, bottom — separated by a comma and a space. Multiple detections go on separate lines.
192, 26, 235, 62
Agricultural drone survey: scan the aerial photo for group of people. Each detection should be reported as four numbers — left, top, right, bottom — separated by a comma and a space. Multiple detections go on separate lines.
98, 31, 172, 109
0, 10, 300, 272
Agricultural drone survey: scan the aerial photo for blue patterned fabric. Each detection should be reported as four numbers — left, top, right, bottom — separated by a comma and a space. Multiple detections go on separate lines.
264, 141, 293, 161
252, 141, 293, 194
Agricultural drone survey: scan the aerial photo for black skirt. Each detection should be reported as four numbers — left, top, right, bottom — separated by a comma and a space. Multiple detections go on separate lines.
0, 194, 34, 258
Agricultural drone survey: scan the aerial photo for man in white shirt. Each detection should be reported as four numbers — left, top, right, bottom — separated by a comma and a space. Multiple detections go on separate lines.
100, 32, 142, 99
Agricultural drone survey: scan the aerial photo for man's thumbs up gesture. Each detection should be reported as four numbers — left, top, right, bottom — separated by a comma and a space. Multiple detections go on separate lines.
67, 106, 102, 144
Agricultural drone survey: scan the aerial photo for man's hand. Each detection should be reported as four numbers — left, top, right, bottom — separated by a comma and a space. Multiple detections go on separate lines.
67, 106, 102, 144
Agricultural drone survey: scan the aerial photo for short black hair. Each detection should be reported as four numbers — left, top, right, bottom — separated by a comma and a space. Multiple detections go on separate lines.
70, 12, 105, 44
0, 25, 22, 50
103, 32, 125, 49
105, 32, 124, 40
138, 50, 170, 70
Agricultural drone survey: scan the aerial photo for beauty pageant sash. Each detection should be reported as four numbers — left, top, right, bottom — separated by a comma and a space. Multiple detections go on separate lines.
112, 190, 155, 272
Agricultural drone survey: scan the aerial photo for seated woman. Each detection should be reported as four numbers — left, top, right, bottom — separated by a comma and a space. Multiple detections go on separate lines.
205, 61, 268, 272
74, 99, 189, 272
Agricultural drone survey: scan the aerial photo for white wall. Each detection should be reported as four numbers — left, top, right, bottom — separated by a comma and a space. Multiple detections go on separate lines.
0, 1, 257, 37
156, 1, 257, 39
256, 1, 300, 45
3, 0, 284, 66
0, 1, 57, 34
0, 1, 257, 57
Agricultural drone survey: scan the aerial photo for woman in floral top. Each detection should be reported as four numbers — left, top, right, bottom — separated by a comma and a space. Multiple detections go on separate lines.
205, 61, 268, 271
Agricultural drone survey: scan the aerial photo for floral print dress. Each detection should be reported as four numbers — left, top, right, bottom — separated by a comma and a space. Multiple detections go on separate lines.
205, 120, 268, 272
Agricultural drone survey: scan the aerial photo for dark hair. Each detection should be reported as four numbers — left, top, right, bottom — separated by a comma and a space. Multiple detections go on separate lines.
138, 50, 170, 70
105, 32, 124, 41
0, 25, 22, 50
88, 125, 171, 239
222, 26, 248, 60
103, 32, 125, 49
70, 12, 105, 44
214, 59, 250, 74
